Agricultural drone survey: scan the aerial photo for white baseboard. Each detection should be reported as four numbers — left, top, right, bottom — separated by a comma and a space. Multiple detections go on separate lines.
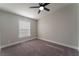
1, 37, 37, 48
39, 38, 79, 51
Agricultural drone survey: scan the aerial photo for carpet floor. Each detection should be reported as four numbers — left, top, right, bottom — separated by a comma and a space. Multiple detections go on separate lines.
1, 39, 79, 56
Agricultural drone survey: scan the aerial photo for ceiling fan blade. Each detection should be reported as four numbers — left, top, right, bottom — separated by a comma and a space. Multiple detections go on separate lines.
39, 3, 43, 6
43, 3, 50, 6
30, 6, 39, 8
38, 10, 41, 14
44, 7, 50, 11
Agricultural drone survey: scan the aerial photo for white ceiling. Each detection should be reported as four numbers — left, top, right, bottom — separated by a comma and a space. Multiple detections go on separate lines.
0, 3, 70, 20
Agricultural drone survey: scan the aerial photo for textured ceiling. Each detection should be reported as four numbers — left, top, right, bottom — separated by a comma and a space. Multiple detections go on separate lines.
0, 3, 70, 20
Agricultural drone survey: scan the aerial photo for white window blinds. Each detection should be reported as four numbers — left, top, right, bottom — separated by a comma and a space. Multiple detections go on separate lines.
19, 20, 31, 38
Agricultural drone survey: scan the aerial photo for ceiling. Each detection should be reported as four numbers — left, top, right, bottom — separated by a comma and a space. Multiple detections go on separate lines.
0, 3, 70, 20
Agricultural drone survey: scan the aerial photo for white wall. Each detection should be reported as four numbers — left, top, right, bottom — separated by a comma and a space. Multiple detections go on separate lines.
0, 10, 37, 48
0, 28, 1, 47
38, 4, 78, 50
78, 4, 79, 50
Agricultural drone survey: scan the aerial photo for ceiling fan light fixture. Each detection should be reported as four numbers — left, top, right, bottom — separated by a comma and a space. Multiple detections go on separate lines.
30, 3, 50, 14
39, 6, 44, 10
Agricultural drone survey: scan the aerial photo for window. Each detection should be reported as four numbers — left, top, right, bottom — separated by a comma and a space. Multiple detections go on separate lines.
19, 20, 31, 38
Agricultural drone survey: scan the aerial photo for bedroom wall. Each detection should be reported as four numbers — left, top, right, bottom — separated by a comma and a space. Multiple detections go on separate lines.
78, 4, 79, 50
38, 4, 78, 50
0, 10, 37, 48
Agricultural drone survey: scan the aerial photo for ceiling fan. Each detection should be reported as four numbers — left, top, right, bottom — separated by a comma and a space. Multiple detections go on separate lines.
30, 3, 50, 14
